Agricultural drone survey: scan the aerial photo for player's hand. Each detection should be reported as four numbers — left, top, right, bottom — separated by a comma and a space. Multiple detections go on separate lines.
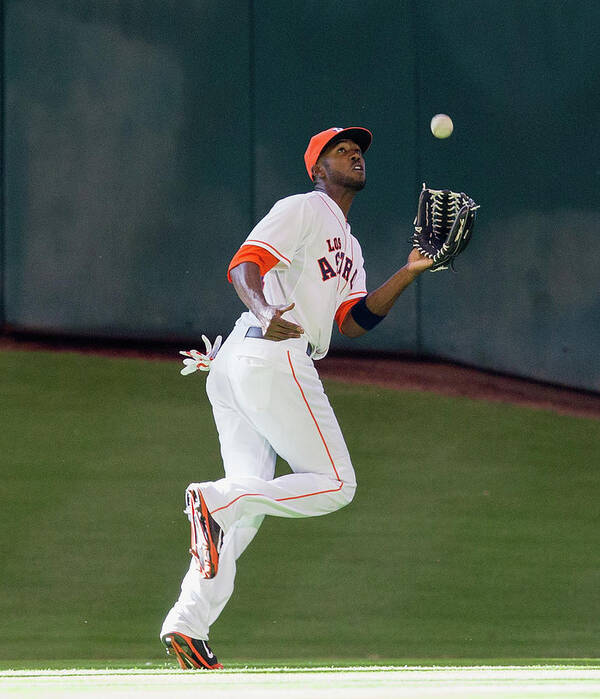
259, 302, 304, 341
405, 248, 434, 275
179, 335, 222, 375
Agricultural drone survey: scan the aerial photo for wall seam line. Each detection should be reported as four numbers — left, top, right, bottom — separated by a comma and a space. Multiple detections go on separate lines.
248, 0, 256, 229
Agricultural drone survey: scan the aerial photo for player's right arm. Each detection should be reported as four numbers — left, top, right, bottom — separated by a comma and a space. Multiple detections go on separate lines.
229, 262, 304, 341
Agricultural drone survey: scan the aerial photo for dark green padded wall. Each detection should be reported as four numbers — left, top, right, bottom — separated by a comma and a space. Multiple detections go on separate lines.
3, 1, 599, 390
414, 2, 600, 391
5, 0, 251, 338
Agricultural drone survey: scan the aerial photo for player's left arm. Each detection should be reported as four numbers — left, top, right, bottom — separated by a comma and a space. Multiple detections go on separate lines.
340, 249, 433, 338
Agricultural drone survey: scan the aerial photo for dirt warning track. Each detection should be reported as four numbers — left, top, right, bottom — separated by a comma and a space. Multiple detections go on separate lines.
2, 333, 599, 420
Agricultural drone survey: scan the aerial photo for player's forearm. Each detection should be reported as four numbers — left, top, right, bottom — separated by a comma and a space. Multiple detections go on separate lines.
340, 264, 421, 337
230, 262, 303, 340
364, 264, 420, 316
229, 262, 270, 317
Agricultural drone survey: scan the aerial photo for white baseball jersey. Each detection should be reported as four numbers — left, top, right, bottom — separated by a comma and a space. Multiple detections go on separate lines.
239, 191, 367, 358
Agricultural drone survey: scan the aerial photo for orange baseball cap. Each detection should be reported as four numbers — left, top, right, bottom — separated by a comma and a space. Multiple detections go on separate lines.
304, 126, 372, 180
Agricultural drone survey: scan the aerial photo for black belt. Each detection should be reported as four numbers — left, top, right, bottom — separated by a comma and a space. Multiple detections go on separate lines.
245, 326, 313, 356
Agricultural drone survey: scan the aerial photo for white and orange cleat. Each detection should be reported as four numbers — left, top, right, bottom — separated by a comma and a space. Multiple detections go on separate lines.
185, 486, 223, 579
162, 632, 223, 670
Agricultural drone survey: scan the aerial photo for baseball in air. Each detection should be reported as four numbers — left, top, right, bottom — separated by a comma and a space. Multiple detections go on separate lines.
430, 113, 454, 139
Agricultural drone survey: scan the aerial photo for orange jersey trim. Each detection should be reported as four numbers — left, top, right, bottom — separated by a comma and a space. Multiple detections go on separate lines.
286, 350, 341, 481
245, 239, 291, 265
335, 296, 365, 334
227, 245, 279, 282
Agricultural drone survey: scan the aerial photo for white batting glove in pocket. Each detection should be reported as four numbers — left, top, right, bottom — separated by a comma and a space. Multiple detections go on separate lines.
179, 335, 222, 375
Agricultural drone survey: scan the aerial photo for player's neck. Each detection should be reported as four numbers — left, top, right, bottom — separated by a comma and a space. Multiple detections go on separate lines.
314, 183, 355, 219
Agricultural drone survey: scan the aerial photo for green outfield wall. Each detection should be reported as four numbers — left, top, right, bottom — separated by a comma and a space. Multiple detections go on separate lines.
3, 0, 600, 391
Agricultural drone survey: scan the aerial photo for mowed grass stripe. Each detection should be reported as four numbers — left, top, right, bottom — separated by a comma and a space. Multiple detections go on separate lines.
2, 657, 599, 671
2, 663, 600, 676
1, 668, 600, 699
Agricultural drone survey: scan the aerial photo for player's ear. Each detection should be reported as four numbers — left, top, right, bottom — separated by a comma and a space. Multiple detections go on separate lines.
312, 161, 324, 181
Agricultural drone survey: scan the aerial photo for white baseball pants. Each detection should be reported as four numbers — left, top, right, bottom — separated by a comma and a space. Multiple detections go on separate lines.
160, 322, 356, 641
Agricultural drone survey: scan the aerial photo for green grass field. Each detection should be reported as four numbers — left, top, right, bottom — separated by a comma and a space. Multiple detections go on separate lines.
1, 349, 599, 669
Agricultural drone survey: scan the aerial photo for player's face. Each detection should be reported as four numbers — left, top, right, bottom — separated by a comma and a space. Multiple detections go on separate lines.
318, 139, 366, 191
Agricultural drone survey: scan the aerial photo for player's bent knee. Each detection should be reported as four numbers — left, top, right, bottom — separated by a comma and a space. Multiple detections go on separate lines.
337, 480, 357, 509
321, 479, 356, 514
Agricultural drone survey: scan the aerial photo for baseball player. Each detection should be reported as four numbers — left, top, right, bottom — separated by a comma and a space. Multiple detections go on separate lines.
160, 126, 436, 669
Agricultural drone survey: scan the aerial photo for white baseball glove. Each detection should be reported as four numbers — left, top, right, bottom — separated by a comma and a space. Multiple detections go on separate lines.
179, 335, 222, 375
